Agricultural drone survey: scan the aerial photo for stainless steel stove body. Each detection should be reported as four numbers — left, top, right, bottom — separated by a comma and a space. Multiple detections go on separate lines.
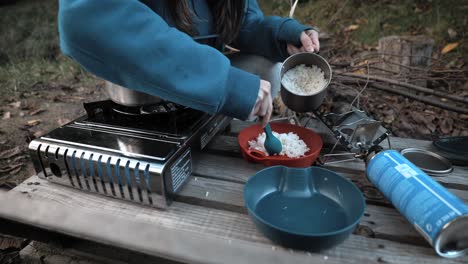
28, 100, 231, 209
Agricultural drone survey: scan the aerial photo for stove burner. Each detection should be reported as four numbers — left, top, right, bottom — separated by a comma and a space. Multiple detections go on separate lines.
83, 100, 186, 117
140, 102, 182, 114
81, 100, 207, 138
314, 107, 390, 153
109, 101, 186, 116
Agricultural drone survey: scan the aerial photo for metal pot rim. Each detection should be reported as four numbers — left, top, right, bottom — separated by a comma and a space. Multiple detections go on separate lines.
280, 52, 332, 96
400, 148, 453, 175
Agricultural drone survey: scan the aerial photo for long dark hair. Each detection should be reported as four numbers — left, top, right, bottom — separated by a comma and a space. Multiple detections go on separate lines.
168, 0, 245, 45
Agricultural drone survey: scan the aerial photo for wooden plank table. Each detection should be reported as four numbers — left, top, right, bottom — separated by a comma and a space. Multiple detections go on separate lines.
0, 119, 467, 264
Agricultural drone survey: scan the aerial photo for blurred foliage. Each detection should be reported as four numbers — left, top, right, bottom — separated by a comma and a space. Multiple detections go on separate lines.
0, 0, 97, 96
0, 0, 466, 97
0, 0, 58, 62
258, 0, 466, 52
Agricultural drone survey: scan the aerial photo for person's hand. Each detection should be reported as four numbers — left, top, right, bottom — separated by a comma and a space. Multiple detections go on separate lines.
249, 80, 273, 127
287, 29, 320, 55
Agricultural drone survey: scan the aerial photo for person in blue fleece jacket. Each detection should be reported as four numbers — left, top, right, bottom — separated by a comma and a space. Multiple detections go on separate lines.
58, 0, 319, 126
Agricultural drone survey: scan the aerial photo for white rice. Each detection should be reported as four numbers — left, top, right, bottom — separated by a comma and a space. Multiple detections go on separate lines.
281, 64, 327, 95
248, 131, 309, 158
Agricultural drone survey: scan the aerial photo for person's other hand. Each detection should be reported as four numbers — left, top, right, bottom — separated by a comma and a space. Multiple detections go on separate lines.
287, 29, 320, 55
249, 80, 272, 127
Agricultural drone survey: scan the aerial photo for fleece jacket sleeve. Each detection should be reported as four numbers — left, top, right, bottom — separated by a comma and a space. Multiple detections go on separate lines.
235, 0, 313, 62
58, 0, 260, 120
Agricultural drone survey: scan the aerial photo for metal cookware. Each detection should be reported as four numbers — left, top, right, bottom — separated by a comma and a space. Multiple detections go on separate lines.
105, 81, 162, 107
280, 52, 332, 112
400, 148, 453, 175
243, 166, 365, 251
433, 136, 468, 166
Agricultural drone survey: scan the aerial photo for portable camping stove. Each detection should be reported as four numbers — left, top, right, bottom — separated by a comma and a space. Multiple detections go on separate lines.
315, 107, 391, 163
28, 100, 231, 209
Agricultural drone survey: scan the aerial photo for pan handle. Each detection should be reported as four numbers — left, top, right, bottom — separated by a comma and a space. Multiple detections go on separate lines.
247, 149, 268, 159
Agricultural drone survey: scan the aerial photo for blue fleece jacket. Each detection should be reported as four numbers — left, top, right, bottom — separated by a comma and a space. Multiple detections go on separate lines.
58, 0, 310, 120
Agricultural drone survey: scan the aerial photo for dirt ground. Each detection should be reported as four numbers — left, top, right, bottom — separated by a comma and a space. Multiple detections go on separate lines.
0, 78, 107, 187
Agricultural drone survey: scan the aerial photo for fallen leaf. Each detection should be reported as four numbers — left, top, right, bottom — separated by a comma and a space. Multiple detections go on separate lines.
9, 165, 23, 175
33, 131, 45, 138
53, 95, 85, 103
376, 104, 386, 109
21, 91, 40, 98
10, 155, 28, 163
8, 101, 21, 108
57, 118, 71, 126
416, 126, 431, 136
439, 118, 454, 134
425, 122, 436, 133
19, 112, 25, 117
383, 115, 395, 124
344, 25, 359, 32
77, 86, 87, 93
5, 97, 16, 103
447, 28, 457, 39
411, 112, 428, 124
27, 119, 41, 126
451, 128, 461, 137
355, 18, 367, 24
0, 164, 22, 174
423, 110, 436, 115
20, 103, 30, 110
459, 90, 468, 97
441, 42, 459, 54
2, 112, 11, 119
0, 147, 22, 160
352, 68, 367, 75
60, 85, 75, 93
29, 108, 45, 116
355, 59, 370, 66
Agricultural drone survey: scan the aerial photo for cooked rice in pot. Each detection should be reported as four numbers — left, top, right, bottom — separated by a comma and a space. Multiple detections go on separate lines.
282, 64, 327, 95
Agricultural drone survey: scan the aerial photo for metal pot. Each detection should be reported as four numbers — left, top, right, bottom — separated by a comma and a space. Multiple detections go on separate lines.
280, 52, 332, 113
105, 81, 162, 107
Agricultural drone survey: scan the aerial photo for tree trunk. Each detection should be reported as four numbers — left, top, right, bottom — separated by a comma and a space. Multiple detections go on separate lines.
377, 35, 434, 87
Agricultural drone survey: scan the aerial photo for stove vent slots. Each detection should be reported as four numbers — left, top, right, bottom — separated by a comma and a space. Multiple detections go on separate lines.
31, 142, 167, 207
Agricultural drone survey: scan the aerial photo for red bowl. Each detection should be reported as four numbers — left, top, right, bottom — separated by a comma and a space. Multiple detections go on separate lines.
238, 123, 323, 167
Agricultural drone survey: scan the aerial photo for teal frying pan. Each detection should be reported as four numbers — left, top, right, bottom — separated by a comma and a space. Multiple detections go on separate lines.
243, 166, 365, 251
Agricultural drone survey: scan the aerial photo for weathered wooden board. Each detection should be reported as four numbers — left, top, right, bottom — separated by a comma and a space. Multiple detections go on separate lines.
207, 127, 468, 190
4, 179, 466, 264
192, 152, 468, 203
177, 174, 428, 246
2, 118, 467, 264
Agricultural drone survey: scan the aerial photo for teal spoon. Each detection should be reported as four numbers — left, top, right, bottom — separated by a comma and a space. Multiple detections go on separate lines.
263, 123, 283, 155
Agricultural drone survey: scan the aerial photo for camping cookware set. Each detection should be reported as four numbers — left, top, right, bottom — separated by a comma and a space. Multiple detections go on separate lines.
239, 52, 467, 257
